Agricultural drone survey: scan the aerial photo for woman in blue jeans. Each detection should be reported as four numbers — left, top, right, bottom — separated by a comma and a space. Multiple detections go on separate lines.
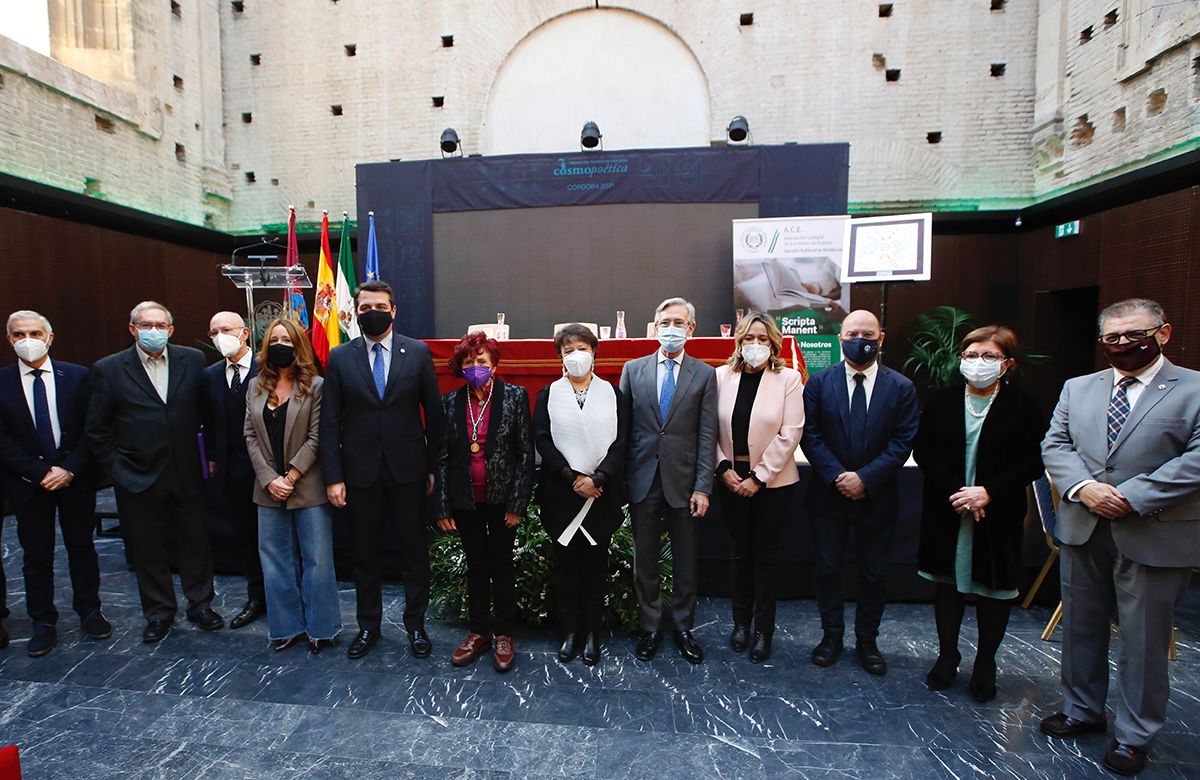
243, 318, 341, 653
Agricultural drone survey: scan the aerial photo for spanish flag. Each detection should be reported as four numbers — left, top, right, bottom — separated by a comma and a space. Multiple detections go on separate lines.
311, 211, 339, 365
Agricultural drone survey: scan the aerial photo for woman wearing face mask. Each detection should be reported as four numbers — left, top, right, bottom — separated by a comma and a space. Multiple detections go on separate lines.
714, 312, 805, 663
433, 331, 534, 673
533, 324, 628, 666
915, 325, 1044, 702
243, 318, 341, 654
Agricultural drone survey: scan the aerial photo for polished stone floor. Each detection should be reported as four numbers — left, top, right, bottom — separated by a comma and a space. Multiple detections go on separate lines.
1, 519, 1199, 779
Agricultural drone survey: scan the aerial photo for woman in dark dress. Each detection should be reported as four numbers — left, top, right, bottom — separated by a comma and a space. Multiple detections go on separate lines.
533, 324, 628, 666
915, 325, 1044, 702
434, 331, 534, 673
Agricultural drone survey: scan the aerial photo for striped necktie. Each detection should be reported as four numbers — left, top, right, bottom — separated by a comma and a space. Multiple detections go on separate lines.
1106, 376, 1138, 449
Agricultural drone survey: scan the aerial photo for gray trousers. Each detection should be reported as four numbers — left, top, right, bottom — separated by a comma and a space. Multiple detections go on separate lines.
631, 473, 699, 632
1060, 518, 1192, 747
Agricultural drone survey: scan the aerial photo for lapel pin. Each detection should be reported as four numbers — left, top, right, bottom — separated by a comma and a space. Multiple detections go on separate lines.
1158, 384, 1166, 390
400, 348, 406, 354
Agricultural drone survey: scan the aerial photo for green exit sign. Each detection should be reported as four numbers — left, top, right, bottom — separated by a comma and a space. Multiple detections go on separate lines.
1055, 220, 1081, 238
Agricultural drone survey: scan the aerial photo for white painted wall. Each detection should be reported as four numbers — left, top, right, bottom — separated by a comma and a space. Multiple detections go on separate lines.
0, 1, 51, 56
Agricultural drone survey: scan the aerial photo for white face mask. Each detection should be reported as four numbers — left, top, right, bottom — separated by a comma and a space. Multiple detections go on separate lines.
563, 350, 594, 378
959, 358, 1005, 389
13, 337, 49, 364
213, 332, 244, 359
741, 343, 771, 369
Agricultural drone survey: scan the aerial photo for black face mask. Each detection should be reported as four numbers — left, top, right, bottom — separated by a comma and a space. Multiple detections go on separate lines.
266, 343, 295, 369
841, 337, 879, 366
358, 309, 393, 338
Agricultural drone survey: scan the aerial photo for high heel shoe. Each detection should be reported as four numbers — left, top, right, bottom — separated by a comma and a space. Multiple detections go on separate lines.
307, 638, 334, 655
969, 656, 997, 702
925, 649, 961, 691
273, 634, 305, 652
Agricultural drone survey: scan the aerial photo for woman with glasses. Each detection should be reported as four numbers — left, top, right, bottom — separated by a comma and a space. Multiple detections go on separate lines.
915, 326, 1044, 702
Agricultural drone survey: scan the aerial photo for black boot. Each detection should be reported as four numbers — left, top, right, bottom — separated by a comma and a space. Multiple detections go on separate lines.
730, 623, 751, 653
581, 632, 601, 666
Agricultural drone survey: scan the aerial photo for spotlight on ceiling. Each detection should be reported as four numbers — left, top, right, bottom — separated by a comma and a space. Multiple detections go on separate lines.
727, 115, 750, 144
439, 127, 461, 157
580, 121, 602, 151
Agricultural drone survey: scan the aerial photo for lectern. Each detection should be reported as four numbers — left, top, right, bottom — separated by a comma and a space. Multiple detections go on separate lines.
221, 251, 311, 350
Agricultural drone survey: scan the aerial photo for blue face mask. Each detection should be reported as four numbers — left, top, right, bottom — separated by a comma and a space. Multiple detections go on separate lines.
841, 337, 878, 366
657, 326, 688, 354
137, 329, 169, 353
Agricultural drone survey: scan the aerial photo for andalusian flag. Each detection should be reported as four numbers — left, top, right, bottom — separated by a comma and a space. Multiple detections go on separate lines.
311, 211, 338, 364
284, 207, 310, 329
335, 212, 359, 341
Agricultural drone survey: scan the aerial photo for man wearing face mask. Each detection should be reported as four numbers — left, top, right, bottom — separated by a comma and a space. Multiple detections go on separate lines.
619, 297, 718, 664
87, 301, 222, 643
201, 311, 265, 630
1040, 298, 1200, 776
320, 281, 444, 660
800, 309, 918, 676
0, 311, 108, 656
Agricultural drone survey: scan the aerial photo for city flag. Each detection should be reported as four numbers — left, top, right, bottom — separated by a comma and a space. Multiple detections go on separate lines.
364, 211, 381, 281
284, 207, 310, 329
311, 211, 338, 364
335, 211, 359, 341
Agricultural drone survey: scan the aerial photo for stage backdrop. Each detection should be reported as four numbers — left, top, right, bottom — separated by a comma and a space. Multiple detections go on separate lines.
355, 144, 850, 338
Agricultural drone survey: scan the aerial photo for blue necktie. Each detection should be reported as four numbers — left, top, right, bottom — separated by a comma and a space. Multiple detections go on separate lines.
659, 359, 676, 423
372, 342, 387, 400
849, 372, 867, 462
32, 369, 57, 457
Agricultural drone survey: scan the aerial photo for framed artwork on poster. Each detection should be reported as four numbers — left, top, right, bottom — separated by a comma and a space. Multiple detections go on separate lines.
840, 212, 932, 283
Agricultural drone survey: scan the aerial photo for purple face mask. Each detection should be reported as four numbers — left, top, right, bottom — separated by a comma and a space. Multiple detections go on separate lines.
463, 365, 493, 389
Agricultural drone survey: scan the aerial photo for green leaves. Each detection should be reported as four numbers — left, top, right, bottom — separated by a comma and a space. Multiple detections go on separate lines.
901, 306, 976, 389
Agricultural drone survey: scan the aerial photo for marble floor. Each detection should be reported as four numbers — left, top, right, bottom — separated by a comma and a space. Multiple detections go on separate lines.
1, 521, 1199, 780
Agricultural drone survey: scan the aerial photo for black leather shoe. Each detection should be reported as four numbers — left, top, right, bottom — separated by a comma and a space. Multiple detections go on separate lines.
673, 630, 704, 664
27, 625, 57, 657
82, 610, 113, 640
730, 624, 751, 653
0, 620, 8, 649
1039, 712, 1107, 739
347, 629, 378, 659
748, 632, 772, 664
558, 632, 583, 663
969, 656, 997, 703
581, 632, 601, 666
187, 608, 224, 631
811, 631, 843, 667
926, 650, 961, 691
1103, 741, 1147, 776
143, 620, 173, 643
635, 630, 663, 661
408, 627, 432, 658
230, 599, 265, 629
856, 638, 887, 675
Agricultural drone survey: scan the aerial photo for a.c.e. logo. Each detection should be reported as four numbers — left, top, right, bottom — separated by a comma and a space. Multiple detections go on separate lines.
742, 227, 766, 252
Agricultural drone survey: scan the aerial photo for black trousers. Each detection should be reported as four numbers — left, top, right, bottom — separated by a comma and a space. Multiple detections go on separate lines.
118, 464, 216, 622
14, 483, 102, 627
347, 474, 428, 632
553, 529, 613, 633
0, 540, 8, 621
812, 497, 896, 639
631, 472, 698, 632
457, 503, 517, 635
223, 471, 265, 604
718, 478, 793, 636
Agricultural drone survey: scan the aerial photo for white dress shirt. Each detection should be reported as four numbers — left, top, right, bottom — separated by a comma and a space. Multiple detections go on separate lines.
226, 349, 253, 388
844, 359, 880, 411
137, 343, 169, 402
656, 348, 686, 400
19, 356, 61, 447
366, 335, 392, 378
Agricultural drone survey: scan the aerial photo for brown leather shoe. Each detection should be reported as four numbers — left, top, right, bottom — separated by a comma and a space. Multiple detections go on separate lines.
1039, 712, 1107, 739
451, 632, 491, 667
493, 635, 515, 673
1102, 741, 1147, 776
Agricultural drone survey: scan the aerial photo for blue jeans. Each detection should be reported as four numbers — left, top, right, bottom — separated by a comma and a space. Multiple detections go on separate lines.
257, 504, 342, 641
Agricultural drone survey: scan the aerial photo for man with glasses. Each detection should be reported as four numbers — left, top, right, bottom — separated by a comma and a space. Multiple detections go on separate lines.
620, 297, 718, 664
87, 301, 223, 642
1041, 298, 1200, 776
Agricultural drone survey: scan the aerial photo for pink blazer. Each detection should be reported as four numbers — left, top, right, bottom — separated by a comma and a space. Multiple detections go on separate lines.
715, 364, 805, 488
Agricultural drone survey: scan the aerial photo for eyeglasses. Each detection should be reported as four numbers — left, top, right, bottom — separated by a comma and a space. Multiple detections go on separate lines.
1097, 325, 1164, 345
656, 319, 689, 329
133, 322, 170, 331
960, 351, 1006, 363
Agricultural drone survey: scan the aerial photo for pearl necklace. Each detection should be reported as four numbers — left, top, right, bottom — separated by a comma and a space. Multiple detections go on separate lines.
964, 383, 999, 418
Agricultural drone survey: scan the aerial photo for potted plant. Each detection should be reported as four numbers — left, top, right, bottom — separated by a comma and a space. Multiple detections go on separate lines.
902, 306, 977, 388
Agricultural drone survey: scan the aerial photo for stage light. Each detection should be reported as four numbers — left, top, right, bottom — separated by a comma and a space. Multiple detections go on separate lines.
727, 115, 750, 144
580, 121, 602, 151
440, 127, 461, 157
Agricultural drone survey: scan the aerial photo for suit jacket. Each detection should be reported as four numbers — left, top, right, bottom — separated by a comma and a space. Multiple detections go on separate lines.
86, 344, 206, 495
319, 333, 444, 488
0, 360, 94, 504
243, 376, 326, 509
619, 351, 718, 507
915, 382, 1045, 591
1041, 359, 1200, 567
534, 380, 629, 538
201, 357, 258, 484
800, 361, 919, 512
715, 364, 804, 489
434, 379, 535, 518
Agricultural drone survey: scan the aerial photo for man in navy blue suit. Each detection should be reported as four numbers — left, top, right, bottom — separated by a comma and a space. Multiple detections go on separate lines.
0, 310, 109, 656
800, 309, 918, 676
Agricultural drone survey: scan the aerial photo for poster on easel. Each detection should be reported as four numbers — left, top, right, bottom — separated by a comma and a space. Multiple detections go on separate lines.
841, 212, 932, 283
731, 215, 850, 373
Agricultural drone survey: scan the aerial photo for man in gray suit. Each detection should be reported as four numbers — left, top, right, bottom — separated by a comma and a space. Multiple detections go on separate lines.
619, 297, 718, 664
1040, 298, 1200, 776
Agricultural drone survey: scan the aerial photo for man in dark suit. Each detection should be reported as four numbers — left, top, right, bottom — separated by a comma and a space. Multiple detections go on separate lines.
0, 310, 109, 656
87, 301, 223, 643
618, 297, 718, 664
320, 281, 444, 660
201, 311, 265, 629
1040, 298, 1200, 776
800, 309, 918, 675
